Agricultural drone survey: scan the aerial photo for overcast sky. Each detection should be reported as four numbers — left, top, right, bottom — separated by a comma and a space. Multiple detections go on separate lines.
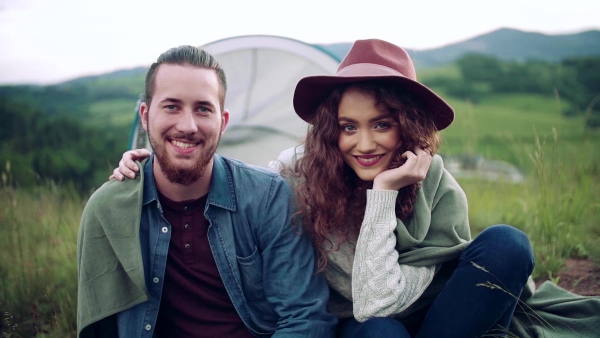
1, 0, 598, 85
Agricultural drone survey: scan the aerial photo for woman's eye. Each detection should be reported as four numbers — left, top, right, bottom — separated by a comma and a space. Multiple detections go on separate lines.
375, 122, 390, 130
341, 125, 356, 132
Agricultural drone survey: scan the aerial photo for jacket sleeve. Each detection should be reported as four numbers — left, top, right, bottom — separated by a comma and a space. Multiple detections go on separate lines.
258, 176, 337, 337
352, 189, 437, 322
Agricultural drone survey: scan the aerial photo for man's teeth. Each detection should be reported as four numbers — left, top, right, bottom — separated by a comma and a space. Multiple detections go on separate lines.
172, 140, 195, 149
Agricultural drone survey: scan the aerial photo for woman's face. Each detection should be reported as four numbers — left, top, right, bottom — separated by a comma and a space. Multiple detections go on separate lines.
337, 87, 400, 182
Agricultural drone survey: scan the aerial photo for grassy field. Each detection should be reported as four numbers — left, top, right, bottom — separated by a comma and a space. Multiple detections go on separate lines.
440, 91, 600, 283
0, 90, 598, 337
0, 183, 81, 337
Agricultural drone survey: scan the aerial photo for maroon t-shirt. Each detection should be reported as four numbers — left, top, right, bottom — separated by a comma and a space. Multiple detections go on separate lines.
155, 192, 253, 338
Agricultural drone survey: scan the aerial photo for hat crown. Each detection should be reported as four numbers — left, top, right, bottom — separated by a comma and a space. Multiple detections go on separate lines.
293, 38, 454, 130
337, 39, 417, 81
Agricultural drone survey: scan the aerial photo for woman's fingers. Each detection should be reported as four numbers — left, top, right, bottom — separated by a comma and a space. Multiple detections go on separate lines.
110, 149, 151, 181
109, 167, 125, 181
413, 147, 432, 172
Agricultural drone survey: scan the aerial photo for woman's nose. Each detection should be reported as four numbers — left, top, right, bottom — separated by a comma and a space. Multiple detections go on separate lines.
356, 131, 376, 153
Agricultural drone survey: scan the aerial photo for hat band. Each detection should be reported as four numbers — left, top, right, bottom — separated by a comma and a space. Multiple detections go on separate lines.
336, 63, 413, 80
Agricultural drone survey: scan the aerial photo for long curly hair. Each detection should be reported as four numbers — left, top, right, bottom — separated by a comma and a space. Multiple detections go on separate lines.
293, 82, 441, 271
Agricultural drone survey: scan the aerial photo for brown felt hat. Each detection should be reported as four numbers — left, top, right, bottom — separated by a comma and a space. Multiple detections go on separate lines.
293, 39, 455, 130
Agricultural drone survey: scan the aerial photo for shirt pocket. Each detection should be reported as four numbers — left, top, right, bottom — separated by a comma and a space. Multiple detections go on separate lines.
237, 246, 265, 302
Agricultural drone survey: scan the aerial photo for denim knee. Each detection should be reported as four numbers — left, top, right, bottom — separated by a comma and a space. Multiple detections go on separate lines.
339, 317, 411, 338
463, 224, 535, 277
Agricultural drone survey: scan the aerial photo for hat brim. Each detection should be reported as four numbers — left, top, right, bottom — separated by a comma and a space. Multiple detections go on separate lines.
293, 72, 454, 131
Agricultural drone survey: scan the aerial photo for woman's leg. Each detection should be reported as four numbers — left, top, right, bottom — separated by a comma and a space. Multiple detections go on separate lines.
338, 317, 411, 338
417, 224, 534, 338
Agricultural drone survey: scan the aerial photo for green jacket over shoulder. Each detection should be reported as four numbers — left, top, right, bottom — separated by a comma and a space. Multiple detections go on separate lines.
77, 162, 147, 337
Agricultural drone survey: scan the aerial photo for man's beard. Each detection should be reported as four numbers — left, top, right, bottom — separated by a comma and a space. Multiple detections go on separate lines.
148, 123, 221, 186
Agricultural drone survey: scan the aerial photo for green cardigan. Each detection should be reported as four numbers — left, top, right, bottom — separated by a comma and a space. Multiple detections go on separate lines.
77, 161, 148, 337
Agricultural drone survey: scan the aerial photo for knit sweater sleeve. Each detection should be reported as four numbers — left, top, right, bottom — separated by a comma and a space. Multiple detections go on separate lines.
352, 189, 436, 322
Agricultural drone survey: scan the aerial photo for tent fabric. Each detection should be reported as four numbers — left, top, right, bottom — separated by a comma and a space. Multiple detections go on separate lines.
130, 35, 340, 168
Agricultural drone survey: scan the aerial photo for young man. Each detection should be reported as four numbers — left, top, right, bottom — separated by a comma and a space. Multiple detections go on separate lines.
77, 45, 336, 338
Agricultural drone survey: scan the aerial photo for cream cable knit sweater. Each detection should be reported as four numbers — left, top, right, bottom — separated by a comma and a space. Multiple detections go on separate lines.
352, 189, 435, 322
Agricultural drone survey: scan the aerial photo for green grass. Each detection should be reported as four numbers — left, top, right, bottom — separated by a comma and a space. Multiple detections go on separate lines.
0, 183, 81, 337
439, 91, 600, 279
439, 91, 592, 168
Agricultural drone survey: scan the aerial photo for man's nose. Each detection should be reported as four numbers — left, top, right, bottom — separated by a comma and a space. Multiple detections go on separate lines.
175, 110, 198, 134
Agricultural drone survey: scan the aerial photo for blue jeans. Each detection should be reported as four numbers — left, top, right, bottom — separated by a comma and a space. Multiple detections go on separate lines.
338, 225, 535, 338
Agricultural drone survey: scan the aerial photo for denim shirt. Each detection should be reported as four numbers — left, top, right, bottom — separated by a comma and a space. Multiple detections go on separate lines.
116, 154, 336, 337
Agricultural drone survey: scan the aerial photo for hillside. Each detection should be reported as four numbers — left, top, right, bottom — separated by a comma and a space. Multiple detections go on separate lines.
317, 28, 600, 68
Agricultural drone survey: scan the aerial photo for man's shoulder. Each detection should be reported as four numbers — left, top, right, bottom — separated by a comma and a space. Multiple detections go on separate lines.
83, 176, 144, 215
218, 154, 283, 182
215, 155, 292, 202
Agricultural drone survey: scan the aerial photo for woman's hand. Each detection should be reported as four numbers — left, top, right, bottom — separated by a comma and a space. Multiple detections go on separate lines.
373, 147, 432, 191
109, 148, 152, 181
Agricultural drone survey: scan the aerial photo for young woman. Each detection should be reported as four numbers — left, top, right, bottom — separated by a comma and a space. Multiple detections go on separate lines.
113, 39, 536, 337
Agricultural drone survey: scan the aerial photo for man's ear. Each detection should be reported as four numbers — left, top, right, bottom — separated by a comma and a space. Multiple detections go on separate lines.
140, 102, 149, 131
220, 109, 230, 136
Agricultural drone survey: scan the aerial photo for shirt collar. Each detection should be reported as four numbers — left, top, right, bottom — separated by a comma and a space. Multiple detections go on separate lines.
142, 156, 158, 206
207, 154, 236, 212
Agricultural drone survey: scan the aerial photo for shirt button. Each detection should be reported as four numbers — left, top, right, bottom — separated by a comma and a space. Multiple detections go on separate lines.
161, 227, 168, 233
145, 324, 152, 331
184, 243, 191, 249
184, 224, 190, 230
153, 277, 159, 283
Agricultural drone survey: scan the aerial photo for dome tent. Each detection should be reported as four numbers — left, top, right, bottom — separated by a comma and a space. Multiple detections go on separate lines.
129, 35, 341, 168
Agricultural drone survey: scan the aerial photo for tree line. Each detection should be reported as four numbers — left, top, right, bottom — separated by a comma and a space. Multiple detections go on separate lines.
0, 91, 133, 192
432, 54, 600, 128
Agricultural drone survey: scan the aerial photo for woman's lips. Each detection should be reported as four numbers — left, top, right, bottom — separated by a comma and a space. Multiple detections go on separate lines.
353, 154, 383, 167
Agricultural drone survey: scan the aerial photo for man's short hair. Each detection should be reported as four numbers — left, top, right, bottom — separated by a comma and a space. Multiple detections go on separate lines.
144, 45, 227, 109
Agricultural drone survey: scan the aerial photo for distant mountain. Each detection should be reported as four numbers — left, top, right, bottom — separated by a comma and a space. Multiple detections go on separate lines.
317, 28, 600, 68
10, 28, 595, 87
63, 66, 147, 86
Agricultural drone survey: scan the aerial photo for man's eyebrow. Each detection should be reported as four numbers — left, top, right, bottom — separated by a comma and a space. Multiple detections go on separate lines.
158, 98, 216, 108
159, 97, 183, 104
193, 100, 216, 107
